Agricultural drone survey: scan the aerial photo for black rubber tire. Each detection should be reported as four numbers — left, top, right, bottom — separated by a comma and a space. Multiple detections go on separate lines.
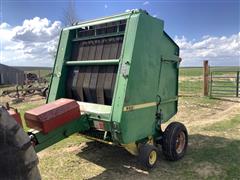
162, 122, 188, 161
139, 144, 158, 169
0, 107, 41, 180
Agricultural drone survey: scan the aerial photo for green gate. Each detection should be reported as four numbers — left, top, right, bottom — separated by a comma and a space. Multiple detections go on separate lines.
210, 70, 240, 98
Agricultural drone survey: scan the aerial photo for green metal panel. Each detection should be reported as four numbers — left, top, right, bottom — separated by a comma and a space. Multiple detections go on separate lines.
47, 30, 75, 103
110, 12, 141, 140
112, 12, 165, 143
110, 11, 179, 144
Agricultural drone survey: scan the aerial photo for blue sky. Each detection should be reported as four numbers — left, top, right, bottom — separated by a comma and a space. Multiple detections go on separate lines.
0, 0, 239, 67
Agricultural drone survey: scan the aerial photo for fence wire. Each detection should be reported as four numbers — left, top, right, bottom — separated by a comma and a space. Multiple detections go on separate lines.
209, 68, 240, 98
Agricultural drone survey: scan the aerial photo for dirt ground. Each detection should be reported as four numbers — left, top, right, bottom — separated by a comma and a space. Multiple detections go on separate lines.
1, 94, 239, 179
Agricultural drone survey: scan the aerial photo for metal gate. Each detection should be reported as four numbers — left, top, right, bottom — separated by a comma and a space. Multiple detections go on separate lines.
210, 70, 240, 98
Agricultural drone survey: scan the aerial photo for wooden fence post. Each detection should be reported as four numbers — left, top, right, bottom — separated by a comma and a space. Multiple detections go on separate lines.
203, 60, 209, 96
236, 71, 239, 97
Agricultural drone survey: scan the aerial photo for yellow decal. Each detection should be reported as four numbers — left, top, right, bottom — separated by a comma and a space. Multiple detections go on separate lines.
123, 102, 156, 112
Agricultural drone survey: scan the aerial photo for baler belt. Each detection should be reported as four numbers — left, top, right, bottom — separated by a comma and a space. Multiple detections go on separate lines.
78, 41, 84, 60
104, 65, 115, 104
95, 39, 105, 104
76, 67, 85, 101
71, 42, 80, 60
95, 39, 104, 59
89, 66, 99, 103
81, 41, 90, 60
68, 35, 123, 105
71, 68, 79, 99
66, 67, 74, 98
83, 66, 92, 102
104, 37, 120, 104
72, 36, 123, 60
88, 40, 97, 60
109, 38, 119, 58
111, 66, 118, 97
96, 66, 106, 104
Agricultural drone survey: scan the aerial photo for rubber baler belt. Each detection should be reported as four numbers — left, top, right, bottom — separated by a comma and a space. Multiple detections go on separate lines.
67, 36, 123, 105
71, 36, 123, 61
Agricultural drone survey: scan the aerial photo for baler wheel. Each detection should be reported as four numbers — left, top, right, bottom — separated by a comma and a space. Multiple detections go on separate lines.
0, 107, 41, 180
162, 122, 188, 161
139, 144, 158, 169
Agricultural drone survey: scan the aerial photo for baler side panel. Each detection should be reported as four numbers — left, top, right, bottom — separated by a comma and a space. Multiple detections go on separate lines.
110, 13, 140, 124
119, 13, 164, 144
157, 62, 178, 122
158, 33, 180, 122
47, 30, 75, 103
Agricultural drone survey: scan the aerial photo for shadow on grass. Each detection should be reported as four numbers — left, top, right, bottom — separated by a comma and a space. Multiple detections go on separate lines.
76, 134, 240, 179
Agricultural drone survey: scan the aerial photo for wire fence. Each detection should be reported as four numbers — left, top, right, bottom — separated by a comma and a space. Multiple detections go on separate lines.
210, 70, 240, 98
179, 65, 240, 97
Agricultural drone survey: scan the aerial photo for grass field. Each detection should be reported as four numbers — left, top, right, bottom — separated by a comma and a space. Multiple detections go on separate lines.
180, 66, 240, 77
1, 66, 240, 179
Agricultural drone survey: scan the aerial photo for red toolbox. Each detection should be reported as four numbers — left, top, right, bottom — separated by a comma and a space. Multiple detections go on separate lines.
25, 98, 81, 133
8, 109, 23, 127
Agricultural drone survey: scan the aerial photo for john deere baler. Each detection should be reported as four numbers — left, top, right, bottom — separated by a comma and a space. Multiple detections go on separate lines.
27, 10, 188, 168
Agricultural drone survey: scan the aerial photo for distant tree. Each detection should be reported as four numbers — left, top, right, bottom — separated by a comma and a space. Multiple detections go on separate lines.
62, 0, 78, 27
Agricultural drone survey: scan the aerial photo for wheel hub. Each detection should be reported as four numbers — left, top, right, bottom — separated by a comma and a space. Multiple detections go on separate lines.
176, 131, 186, 154
149, 151, 157, 165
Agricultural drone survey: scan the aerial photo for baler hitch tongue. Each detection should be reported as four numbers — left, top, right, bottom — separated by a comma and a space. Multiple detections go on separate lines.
24, 98, 81, 134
